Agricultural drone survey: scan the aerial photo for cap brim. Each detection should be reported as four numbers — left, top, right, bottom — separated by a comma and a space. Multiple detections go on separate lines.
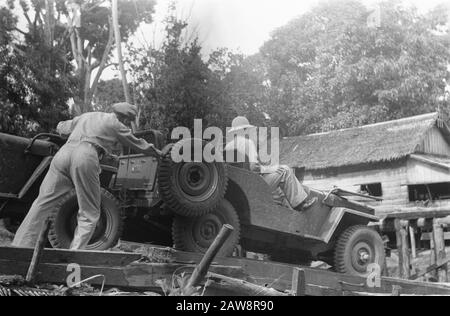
115, 111, 136, 119
228, 124, 256, 134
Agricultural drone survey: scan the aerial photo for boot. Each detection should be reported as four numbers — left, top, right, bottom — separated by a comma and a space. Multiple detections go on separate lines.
294, 197, 318, 212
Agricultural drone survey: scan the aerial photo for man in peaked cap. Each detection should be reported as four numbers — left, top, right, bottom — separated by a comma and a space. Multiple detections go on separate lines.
225, 116, 317, 211
13, 102, 161, 250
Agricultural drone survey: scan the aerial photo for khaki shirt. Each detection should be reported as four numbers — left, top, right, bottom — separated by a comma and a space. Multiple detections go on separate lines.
225, 136, 277, 174
57, 112, 154, 155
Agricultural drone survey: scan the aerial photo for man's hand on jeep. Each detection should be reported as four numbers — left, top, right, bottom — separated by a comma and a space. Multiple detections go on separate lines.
146, 145, 162, 158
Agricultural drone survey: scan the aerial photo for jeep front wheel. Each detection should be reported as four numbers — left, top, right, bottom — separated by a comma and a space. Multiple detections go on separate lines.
334, 225, 385, 277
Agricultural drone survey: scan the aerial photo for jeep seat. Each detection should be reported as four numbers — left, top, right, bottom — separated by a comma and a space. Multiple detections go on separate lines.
0, 133, 57, 195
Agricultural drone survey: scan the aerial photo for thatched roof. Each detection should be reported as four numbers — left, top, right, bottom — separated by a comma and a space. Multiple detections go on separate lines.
280, 112, 450, 171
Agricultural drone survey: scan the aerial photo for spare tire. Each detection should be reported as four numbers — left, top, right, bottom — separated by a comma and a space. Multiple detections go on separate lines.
172, 199, 240, 257
158, 139, 228, 217
48, 189, 123, 251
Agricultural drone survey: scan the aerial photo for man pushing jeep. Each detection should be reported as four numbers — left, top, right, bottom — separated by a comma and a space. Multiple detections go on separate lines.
12, 103, 161, 250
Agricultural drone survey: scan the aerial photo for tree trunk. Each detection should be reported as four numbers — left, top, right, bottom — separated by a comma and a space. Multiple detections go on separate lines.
44, 0, 55, 47
112, 0, 131, 104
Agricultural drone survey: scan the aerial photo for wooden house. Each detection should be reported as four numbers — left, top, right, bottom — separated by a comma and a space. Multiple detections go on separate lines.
280, 112, 450, 216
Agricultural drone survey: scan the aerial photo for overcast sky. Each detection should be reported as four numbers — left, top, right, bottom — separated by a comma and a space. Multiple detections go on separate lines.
134, 0, 449, 56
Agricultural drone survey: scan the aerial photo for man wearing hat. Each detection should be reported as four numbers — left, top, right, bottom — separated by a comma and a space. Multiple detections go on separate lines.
225, 116, 317, 211
12, 103, 161, 249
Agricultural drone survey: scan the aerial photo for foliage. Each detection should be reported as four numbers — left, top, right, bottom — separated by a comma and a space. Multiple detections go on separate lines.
92, 79, 125, 111
62, 0, 156, 113
0, 1, 73, 136
2, 0, 449, 138
127, 12, 238, 135
0, 0, 156, 137
237, 0, 450, 136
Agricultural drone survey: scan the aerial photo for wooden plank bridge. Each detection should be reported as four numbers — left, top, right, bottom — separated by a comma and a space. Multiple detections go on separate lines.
1, 241, 450, 296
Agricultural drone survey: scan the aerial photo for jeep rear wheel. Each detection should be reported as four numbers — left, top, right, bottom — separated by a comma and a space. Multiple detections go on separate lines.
159, 139, 228, 217
172, 199, 240, 257
334, 225, 385, 277
48, 189, 123, 251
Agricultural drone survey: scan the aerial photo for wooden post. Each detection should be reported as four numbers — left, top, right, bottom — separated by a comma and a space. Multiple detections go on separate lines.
291, 268, 306, 296
409, 226, 417, 259
185, 224, 234, 289
26, 219, 51, 284
394, 219, 411, 279
391, 285, 402, 296
429, 230, 438, 281
433, 220, 448, 283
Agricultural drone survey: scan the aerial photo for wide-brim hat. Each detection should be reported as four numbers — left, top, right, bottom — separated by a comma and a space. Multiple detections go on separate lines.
228, 116, 256, 133
112, 102, 138, 119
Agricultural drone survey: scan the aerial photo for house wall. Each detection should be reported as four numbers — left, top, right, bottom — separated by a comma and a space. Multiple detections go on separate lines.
406, 159, 450, 184
416, 126, 450, 156
303, 161, 408, 216
303, 159, 450, 216
297, 126, 450, 216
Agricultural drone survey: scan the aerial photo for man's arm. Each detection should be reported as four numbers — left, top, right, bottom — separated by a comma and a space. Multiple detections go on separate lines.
247, 138, 264, 173
56, 116, 80, 136
114, 122, 161, 157
225, 137, 262, 172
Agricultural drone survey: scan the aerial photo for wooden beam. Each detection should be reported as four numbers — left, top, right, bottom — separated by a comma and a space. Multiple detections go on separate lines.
0, 247, 142, 267
118, 244, 450, 295
420, 232, 450, 241
301, 268, 450, 296
384, 209, 450, 220
205, 272, 287, 296
0, 260, 246, 290
2, 244, 450, 296
435, 216, 450, 226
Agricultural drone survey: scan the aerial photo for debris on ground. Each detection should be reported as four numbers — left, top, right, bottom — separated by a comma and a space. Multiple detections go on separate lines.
0, 274, 162, 296
386, 248, 450, 281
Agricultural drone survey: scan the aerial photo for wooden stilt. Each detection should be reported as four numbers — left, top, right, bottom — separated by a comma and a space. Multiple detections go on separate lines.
395, 219, 411, 279
433, 220, 448, 283
429, 231, 438, 281
409, 226, 417, 259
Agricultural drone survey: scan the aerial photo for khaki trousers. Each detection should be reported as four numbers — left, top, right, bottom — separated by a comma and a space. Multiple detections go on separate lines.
262, 165, 308, 208
12, 142, 101, 250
